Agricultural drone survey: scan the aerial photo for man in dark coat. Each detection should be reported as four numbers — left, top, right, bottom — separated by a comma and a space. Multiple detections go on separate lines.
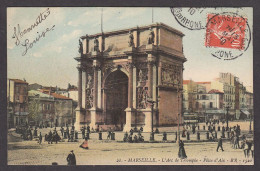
38, 132, 42, 144
216, 137, 224, 152
67, 150, 76, 165
60, 126, 64, 137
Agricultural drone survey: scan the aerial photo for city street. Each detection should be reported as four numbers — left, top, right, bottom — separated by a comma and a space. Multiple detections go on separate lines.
8, 121, 254, 165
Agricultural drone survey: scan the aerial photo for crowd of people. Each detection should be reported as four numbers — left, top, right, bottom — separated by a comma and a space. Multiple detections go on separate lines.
123, 127, 144, 143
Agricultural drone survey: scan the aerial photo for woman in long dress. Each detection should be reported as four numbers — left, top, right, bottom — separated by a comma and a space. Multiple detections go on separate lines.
178, 140, 187, 159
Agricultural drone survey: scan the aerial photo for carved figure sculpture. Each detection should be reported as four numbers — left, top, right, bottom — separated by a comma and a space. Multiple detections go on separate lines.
147, 27, 155, 44
94, 38, 99, 52
128, 31, 134, 47
87, 75, 92, 89
78, 39, 83, 54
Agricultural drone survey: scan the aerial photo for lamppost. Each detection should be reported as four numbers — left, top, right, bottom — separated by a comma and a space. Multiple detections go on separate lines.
176, 83, 182, 144
225, 103, 231, 128
249, 97, 253, 133
147, 95, 160, 133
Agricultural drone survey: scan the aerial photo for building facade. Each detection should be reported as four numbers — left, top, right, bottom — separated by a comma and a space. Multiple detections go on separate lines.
7, 79, 29, 128
74, 23, 186, 132
28, 90, 55, 127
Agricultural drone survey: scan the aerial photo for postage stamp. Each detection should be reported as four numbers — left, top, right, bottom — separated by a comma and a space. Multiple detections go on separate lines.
205, 14, 247, 50
205, 12, 251, 60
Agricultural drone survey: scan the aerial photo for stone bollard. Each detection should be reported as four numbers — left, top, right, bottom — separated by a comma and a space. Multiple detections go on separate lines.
215, 132, 217, 139
155, 128, 159, 134
75, 132, 78, 139
111, 132, 115, 140
99, 132, 102, 140
218, 126, 220, 131
86, 132, 90, 140
222, 131, 225, 138
206, 132, 209, 140
203, 125, 205, 130
150, 132, 154, 141
163, 132, 167, 141
227, 131, 230, 139
64, 132, 67, 139
187, 132, 190, 140
197, 132, 200, 140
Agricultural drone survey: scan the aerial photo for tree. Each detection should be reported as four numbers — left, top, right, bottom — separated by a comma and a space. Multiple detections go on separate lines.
28, 97, 42, 125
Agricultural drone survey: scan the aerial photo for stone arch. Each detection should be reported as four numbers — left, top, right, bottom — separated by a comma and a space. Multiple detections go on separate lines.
102, 65, 129, 88
103, 69, 128, 126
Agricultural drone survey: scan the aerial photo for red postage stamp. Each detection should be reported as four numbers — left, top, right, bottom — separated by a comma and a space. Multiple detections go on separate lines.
205, 14, 247, 50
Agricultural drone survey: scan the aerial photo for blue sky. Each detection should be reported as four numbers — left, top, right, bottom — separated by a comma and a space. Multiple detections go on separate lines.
7, 7, 253, 90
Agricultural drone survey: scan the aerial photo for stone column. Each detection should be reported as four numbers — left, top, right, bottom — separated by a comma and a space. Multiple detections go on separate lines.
143, 54, 155, 132
84, 70, 88, 109
147, 58, 153, 100
93, 65, 98, 108
128, 63, 133, 108
75, 65, 83, 131
89, 60, 99, 129
77, 66, 83, 108
124, 56, 134, 132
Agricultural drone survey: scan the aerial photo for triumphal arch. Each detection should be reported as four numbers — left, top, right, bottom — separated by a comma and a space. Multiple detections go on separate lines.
74, 23, 186, 132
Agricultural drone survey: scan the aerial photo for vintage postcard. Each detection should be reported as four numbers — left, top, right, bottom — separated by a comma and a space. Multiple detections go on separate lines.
7, 7, 253, 165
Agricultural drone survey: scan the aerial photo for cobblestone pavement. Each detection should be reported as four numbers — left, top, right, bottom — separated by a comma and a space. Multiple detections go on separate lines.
8, 121, 254, 165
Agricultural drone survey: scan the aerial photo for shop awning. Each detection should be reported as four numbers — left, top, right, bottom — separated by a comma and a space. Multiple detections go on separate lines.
14, 112, 29, 116
241, 109, 250, 116
205, 110, 225, 114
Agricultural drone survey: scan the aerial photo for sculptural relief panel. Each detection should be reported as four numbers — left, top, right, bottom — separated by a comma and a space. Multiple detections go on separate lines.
161, 63, 182, 88
85, 70, 94, 109
136, 62, 148, 109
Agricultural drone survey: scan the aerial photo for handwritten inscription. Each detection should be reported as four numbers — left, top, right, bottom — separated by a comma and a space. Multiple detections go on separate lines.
12, 8, 50, 46
11, 8, 54, 56
21, 25, 55, 56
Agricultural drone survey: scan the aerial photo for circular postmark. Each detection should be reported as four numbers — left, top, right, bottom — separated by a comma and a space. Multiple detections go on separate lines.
205, 12, 251, 60
170, 7, 207, 30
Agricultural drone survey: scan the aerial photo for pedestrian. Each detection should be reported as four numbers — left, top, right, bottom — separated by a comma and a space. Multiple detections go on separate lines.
67, 150, 76, 165
38, 132, 42, 144
87, 125, 90, 133
140, 126, 143, 132
80, 137, 89, 149
178, 140, 187, 159
251, 143, 254, 158
82, 127, 85, 139
192, 125, 195, 134
107, 130, 111, 139
216, 137, 224, 152
60, 126, 64, 137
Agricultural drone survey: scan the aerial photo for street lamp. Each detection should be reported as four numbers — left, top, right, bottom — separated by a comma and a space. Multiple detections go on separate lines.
147, 95, 160, 133
249, 97, 253, 133
176, 83, 183, 144
225, 103, 231, 128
